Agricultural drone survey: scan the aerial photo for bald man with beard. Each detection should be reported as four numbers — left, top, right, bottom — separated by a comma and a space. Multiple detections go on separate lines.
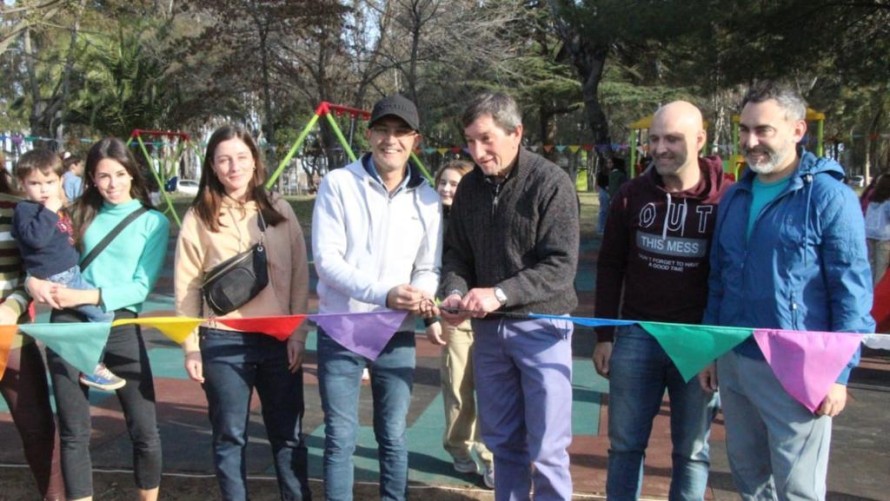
594, 101, 732, 500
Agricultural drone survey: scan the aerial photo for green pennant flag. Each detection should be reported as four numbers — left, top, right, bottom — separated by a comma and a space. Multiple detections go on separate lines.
20, 322, 112, 374
639, 321, 753, 381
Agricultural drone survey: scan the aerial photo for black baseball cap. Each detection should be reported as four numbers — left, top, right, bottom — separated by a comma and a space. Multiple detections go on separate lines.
369, 94, 420, 131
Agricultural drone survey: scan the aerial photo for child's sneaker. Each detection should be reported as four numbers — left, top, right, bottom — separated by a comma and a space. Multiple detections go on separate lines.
453, 456, 478, 474
79, 364, 126, 391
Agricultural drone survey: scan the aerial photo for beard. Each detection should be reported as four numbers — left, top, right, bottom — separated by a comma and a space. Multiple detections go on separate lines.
744, 141, 793, 175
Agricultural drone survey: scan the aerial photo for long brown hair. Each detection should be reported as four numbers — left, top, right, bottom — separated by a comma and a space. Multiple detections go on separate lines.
871, 174, 890, 204
193, 125, 284, 231
74, 137, 154, 246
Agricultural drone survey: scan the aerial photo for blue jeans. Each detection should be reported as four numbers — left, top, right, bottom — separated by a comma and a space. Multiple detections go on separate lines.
200, 328, 311, 501
317, 329, 415, 501
473, 316, 574, 501
606, 325, 718, 501
47, 266, 114, 323
718, 350, 831, 501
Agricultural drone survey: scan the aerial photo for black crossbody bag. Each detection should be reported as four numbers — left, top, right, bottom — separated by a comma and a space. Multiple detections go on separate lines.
201, 212, 269, 315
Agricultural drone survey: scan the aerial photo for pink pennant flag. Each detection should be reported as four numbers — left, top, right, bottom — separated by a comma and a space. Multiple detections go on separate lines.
753, 329, 863, 412
216, 315, 308, 341
310, 310, 409, 360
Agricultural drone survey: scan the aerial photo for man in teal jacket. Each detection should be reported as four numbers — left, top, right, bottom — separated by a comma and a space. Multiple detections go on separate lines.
699, 81, 874, 500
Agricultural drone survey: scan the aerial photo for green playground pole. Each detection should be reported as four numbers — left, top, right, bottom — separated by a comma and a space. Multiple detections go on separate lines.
409, 152, 433, 184
817, 119, 824, 157
325, 113, 357, 161
135, 135, 182, 227
266, 113, 321, 190
628, 131, 637, 176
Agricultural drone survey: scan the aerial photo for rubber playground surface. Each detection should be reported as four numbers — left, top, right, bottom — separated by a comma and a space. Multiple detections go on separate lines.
1, 232, 888, 500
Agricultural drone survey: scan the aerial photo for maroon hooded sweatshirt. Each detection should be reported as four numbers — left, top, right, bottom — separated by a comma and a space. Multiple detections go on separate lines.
595, 156, 732, 342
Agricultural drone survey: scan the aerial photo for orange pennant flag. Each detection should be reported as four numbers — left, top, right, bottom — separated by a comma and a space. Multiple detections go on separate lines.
0, 325, 17, 381
216, 315, 308, 341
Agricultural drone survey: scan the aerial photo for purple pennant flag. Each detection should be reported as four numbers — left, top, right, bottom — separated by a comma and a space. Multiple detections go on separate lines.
310, 310, 409, 360
753, 329, 863, 412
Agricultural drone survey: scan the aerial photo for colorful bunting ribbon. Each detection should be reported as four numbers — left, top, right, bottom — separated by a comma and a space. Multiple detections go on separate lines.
1, 311, 888, 412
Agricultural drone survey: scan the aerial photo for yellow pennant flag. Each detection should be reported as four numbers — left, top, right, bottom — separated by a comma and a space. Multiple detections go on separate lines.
113, 317, 204, 344
0, 325, 17, 381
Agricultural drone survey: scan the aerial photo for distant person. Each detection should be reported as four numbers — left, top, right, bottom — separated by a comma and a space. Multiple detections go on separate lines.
438, 92, 579, 500
608, 157, 628, 197
62, 153, 84, 203
865, 174, 890, 286
700, 81, 874, 500
596, 160, 611, 234
594, 101, 729, 500
860, 172, 881, 214
11, 150, 123, 392
434, 159, 494, 488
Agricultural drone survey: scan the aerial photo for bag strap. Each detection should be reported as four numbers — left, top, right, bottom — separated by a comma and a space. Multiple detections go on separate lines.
80, 206, 150, 271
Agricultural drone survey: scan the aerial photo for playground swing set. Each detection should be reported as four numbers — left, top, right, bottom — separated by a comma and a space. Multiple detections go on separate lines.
126, 129, 200, 227
265, 101, 433, 191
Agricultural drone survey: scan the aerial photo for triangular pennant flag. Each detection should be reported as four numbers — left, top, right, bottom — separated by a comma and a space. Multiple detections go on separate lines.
556, 145, 567, 152
310, 310, 408, 360
568, 145, 581, 153
216, 315, 307, 341
450, 146, 462, 154
753, 329, 863, 412
582, 144, 594, 151
529, 145, 539, 152
640, 322, 753, 381
20, 322, 111, 374
543, 145, 554, 153
0, 325, 17, 381
423, 147, 437, 155
113, 317, 204, 344
437, 148, 449, 156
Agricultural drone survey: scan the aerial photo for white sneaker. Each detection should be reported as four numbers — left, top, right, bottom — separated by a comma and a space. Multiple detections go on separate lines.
483, 463, 494, 489
453, 456, 479, 474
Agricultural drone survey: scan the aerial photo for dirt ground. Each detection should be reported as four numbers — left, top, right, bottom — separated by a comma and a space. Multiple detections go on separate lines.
0, 467, 496, 500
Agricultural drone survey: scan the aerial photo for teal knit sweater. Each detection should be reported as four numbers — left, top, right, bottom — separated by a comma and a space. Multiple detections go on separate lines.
80, 199, 169, 313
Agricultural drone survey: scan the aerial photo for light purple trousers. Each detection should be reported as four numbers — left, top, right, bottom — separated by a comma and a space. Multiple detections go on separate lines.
472, 316, 574, 501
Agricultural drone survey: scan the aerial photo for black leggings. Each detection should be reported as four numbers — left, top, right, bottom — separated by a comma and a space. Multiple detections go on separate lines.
47, 309, 162, 498
0, 337, 65, 501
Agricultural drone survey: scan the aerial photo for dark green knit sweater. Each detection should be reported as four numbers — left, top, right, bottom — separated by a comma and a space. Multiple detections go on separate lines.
439, 148, 579, 315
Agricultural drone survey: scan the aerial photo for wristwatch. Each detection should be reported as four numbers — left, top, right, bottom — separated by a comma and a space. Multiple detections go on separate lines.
493, 287, 508, 306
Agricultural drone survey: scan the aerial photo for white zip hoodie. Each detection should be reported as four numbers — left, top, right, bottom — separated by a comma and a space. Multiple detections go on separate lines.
312, 154, 442, 332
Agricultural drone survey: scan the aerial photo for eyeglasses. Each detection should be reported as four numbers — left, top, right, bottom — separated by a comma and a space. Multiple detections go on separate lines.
370, 125, 416, 138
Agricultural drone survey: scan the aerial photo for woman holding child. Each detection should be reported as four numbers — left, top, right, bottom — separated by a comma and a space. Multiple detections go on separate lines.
28, 138, 170, 501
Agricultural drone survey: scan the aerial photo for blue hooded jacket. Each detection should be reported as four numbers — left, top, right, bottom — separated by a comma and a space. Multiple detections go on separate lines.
703, 149, 874, 384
